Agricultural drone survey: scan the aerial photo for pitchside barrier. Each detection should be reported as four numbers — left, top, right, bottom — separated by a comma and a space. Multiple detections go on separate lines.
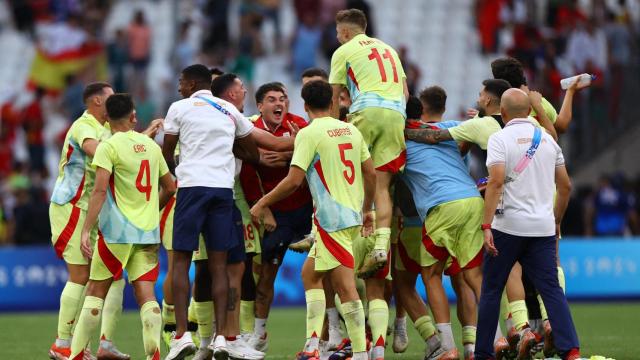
1, 238, 639, 311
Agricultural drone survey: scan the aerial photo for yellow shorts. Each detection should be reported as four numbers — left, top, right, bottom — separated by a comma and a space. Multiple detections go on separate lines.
348, 107, 406, 172
160, 196, 176, 251
309, 224, 359, 272
90, 234, 159, 283
50, 202, 97, 265
236, 196, 262, 255
423, 197, 484, 269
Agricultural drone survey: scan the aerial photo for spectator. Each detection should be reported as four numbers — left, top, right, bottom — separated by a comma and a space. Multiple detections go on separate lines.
127, 10, 152, 91
61, 75, 85, 121
107, 29, 129, 92
21, 88, 46, 174
133, 86, 156, 133
8, 175, 51, 245
604, 11, 632, 122
585, 175, 638, 236
566, 19, 608, 73
174, 21, 197, 73
398, 46, 421, 95
291, 13, 322, 79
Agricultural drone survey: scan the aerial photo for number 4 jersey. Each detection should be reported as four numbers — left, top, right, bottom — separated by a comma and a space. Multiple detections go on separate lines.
329, 33, 406, 116
290, 117, 371, 232
92, 130, 170, 244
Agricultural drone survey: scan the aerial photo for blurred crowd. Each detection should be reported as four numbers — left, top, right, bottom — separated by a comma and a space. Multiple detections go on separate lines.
1, 0, 640, 245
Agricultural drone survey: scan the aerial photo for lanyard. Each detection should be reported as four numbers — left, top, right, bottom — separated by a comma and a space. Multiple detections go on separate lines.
504, 125, 542, 184
195, 95, 235, 122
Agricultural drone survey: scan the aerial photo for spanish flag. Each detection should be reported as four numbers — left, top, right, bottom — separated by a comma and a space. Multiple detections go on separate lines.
27, 42, 108, 94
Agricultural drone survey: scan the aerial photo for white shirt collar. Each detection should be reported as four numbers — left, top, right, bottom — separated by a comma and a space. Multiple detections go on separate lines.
190, 89, 213, 98
504, 117, 534, 127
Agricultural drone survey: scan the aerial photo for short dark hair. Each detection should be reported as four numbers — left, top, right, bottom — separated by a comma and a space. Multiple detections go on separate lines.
491, 57, 527, 88
301, 80, 333, 111
301, 68, 329, 81
181, 64, 212, 87
419, 86, 447, 115
106, 93, 134, 121
82, 82, 112, 104
405, 96, 423, 120
210, 67, 224, 76
255, 82, 285, 104
482, 79, 512, 100
211, 73, 239, 97
335, 9, 367, 30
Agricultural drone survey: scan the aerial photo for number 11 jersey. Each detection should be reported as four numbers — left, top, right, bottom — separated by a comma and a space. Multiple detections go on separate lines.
290, 117, 371, 233
92, 130, 170, 244
329, 33, 406, 115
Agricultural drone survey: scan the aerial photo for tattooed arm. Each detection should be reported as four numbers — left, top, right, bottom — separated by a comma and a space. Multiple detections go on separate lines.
404, 127, 453, 144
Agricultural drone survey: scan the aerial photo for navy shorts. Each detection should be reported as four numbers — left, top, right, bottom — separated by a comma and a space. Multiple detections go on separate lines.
227, 205, 246, 264
261, 203, 313, 264
173, 187, 234, 252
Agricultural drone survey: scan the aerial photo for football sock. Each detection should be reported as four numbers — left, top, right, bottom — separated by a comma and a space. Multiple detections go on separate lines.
254, 317, 268, 337
140, 301, 162, 359
374, 228, 391, 251
500, 291, 511, 324
161, 299, 175, 332
414, 315, 437, 340
462, 325, 476, 345
369, 299, 389, 348
70, 296, 103, 359
436, 323, 455, 351
327, 307, 341, 328
194, 300, 214, 340
342, 300, 366, 353
509, 300, 528, 331
187, 297, 197, 324
58, 281, 85, 340
240, 300, 255, 334
304, 289, 326, 348
100, 278, 124, 341
558, 266, 566, 293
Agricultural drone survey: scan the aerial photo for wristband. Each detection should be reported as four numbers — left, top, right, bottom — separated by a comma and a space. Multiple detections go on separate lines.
481, 223, 492, 231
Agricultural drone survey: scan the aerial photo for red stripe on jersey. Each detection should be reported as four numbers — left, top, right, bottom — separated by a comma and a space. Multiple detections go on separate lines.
444, 257, 462, 277
347, 67, 360, 90
97, 232, 123, 280
69, 174, 85, 206
160, 196, 176, 240
136, 263, 160, 282
65, 143, 74, 161
421, 226, 449, 261
376, 150, 406, 173
313, 160, 331, 194
315, 219, 354, 269
397, 238, 421, 274
54, 205, 82, 259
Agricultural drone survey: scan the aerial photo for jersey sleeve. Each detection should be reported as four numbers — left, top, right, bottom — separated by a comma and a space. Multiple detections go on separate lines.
72, 122, 99, 148
542, 97, 558, 124
554, 140, 565, 167
448, 117, 483, 144
163, 103, 180, 135
486, 134, 506, 168
290, 129, 316, 171
233, 108, 254, 138
329, 47, 347, 86
92, 142, 115, 173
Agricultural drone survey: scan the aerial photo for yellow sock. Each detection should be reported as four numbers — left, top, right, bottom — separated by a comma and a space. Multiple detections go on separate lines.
188, 298, 198, 324
558, 266, 566, 293
58, 282, 85, 340
70, 296, 103, 358
140, 301, 162, 360
194, 300, 214, 339
100, 279, 124, 341
342, 300, 366, 353
462, 325, 476, 344
500, 291, 510, 322
414, 315, 437, 340
305, 289, 326, 339
162, 299, 175, 326
509, 300, 528, 330
368, 299, 389, 347
537, 295, 548, 321
374, 228, 391, 251
240, 300, 255, 334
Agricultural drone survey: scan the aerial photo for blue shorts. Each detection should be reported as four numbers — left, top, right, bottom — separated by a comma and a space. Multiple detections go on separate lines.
173, 187, 234, 252
261, 203, 313, 264
228, 205, 246, 264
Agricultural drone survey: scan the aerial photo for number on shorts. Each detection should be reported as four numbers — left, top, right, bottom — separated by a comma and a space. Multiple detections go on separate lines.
136, 159, 152, 201
339, 143, 355, 185
368, 48, 399, 83
245, 223, 255, 240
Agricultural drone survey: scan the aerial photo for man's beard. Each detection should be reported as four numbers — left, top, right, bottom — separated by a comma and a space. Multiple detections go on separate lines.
477, 106, 486, 118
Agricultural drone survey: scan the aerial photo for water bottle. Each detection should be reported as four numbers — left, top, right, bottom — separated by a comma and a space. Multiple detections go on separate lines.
560, 73, 595, 90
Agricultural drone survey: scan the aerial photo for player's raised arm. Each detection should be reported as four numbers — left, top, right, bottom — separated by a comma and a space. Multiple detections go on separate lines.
555, 77, 590, 134
529, 91, 558, 141
247, 127, 295, 152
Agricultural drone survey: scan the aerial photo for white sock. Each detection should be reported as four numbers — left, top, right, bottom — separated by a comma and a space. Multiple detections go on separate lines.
436, 323, 455, 351
372, 345, 385, 358
395, 316, 407, 328
494, 323, 504, 343
304, 336, 319, 352
254, 318, 267, 337
505, 317, 514, 331
426, 334, 441, 352
99, 339, 113, 350
464, 343, 475, 354
55, 338, 71, 348
200, 336, 212, 349
352, 351, 368, 360
327, 307, 340, 327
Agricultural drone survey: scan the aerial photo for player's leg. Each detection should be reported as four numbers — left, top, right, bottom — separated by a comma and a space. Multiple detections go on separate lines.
298, 256, 327, 359
365, 277, 388, 360
519, 236, 580, 360
69, 278, 113, 360
504, 263, 529, 352
323, 276, 342, 350
160, 196, 177, 345
49, 203, 90, 360
192, 259, 214, 358
168, 187, 209, 359
241, 253, 257, 334
98, 278, 129, 360
389, 215, 409, 353
449, 263, 478, 360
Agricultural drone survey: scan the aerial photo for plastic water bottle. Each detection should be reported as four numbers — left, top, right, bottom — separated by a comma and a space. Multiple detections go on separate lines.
560, 73, 595, 90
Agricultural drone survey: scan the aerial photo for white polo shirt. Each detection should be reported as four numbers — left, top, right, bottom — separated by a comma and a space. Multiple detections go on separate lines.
164, 90, 254, 189
486, 118, 565, 237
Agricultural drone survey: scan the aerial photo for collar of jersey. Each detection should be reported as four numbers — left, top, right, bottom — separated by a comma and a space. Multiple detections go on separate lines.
505, 117, 534, 127
190, 89, 213, 98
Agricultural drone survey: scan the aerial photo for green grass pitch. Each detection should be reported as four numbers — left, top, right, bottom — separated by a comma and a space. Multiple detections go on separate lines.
2, 303, 640, 359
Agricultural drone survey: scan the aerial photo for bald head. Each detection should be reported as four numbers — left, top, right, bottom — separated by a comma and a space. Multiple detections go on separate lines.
500, 88, 530, 123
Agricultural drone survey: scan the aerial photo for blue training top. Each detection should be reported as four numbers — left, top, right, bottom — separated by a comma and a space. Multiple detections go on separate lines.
400, 121, 481, 221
